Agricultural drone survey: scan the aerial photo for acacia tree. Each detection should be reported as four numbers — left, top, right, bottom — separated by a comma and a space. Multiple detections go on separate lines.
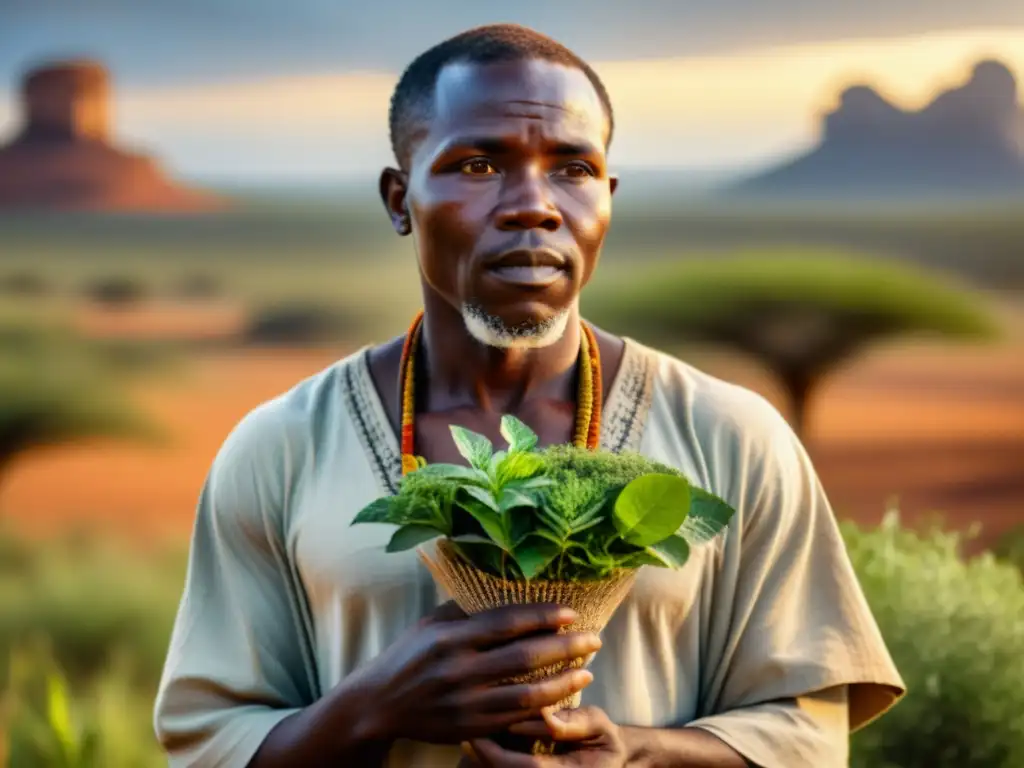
0, 319, 163, 487
587, 253, 999, 438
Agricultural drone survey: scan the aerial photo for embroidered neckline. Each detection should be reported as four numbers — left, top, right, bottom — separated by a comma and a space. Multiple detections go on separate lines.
345, 336, 655, 495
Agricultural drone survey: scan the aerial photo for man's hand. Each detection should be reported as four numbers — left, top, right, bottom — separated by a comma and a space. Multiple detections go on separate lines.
350, 601, 601, 746
462, 707, 628, 767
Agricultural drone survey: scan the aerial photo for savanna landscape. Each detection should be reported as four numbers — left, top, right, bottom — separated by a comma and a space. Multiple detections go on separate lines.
2, 200, 1021, 547
1, 191, 1023, 768
2, 11, 1024, 764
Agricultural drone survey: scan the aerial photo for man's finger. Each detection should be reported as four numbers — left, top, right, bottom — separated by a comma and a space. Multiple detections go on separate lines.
507, 708, 601, 741
466, 631, 601, 682
452, 604, 578, 647
428, 600, 468, 623
507, 717, 554, 738
459, 741, 482, 766
470, 738, 557, 767
541, 706, 605, 741
470, 669, 593, 713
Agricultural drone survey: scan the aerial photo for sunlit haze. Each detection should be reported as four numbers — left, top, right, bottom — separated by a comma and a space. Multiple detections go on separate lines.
1, 27, 1023, 183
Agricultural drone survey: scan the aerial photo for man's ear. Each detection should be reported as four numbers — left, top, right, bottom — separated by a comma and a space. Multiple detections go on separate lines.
379, 167, 411, 236
609, 174, 619, 196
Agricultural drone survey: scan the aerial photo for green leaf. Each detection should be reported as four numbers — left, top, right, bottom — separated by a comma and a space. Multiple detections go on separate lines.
352, 497, 442, 529
450, 537, 506, 574
621, 550, 668, 568
569, 496, 610, 533
613, 473, 692, 547
80, 725, 101, 766
496, 451, 547, 485
499, 487, 539, 513
450, 534, 497, 545
385, 524, 445, 552
509, 506, 535, 548
527, 528, 568, 547
45, 671, 75, 759
505, 476, 556, 493
409, 462, 490, 486
536, 504, 571, 538
449, 425, 494, 470
351, 497, 399, 525
646, 535, 691, 568
460, 499, 511, 551
513, 535, 563, 579
500, 414, 539, 453
568, 515, 605, 536
679, 487, 736, 547
489, 450, 507, 478
566, 547, 618, 577
462, 485, 499, 512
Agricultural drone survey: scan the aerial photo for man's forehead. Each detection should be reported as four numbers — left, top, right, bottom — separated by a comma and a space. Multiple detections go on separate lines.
431, 59, 606, 135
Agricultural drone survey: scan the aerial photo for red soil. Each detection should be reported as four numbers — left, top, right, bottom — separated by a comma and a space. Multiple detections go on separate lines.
2, 342, 1021, 550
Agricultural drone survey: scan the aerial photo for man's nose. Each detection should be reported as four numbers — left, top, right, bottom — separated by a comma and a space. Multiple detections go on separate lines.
494, 171, 563, 231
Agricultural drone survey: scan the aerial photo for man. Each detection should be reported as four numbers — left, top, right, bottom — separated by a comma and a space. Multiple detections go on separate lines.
154, 24, 905, 767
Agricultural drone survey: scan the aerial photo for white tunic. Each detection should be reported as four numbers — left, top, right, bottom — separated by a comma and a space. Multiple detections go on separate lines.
154, 338, 905, 767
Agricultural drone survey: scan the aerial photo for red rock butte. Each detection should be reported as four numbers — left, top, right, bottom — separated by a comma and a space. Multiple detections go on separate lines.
0, 59, 224, 212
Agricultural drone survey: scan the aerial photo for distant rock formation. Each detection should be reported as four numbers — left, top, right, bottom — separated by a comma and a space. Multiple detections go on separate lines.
734, 59, 1024, 200
0, 59, 223, 212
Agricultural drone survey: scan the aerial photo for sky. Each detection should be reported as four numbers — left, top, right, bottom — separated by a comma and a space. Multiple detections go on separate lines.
2, 3, 1024, 183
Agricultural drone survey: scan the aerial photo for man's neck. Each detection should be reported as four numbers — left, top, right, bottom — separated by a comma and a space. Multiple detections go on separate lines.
419, 294, 581, 415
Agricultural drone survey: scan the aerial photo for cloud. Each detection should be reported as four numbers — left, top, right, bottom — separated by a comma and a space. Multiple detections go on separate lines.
2, 0, 1024, 87
2, 22, 1022, 181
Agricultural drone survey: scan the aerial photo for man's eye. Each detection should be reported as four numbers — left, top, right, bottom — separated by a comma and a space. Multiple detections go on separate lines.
461, 159, 498, 175
556, 162, 595, 179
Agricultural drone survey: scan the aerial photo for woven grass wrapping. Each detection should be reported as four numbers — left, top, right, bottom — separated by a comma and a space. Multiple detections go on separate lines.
418, 539, 638, 711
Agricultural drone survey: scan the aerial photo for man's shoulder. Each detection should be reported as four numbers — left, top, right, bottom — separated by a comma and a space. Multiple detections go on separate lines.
638, 340, 795, 453
636, 340, 822, 524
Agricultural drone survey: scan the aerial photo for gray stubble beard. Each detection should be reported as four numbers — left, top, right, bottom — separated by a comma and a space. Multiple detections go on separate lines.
460, 301, 574, 350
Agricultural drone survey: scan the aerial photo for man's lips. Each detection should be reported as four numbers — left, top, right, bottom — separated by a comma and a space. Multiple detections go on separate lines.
483, 249, 569, 287
487, 264, 566, 286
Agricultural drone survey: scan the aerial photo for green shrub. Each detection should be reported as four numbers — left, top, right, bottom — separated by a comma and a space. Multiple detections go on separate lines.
0, 530, 184, 767
0, 273, 50, 298
0, 528, 184, 692
4, 511, 1024, 766
171, 273, 223, 300
82, 277, 147, 308
243, 303, 356, 346
2, 643, 163, 768
0, 318, 166, 485
844, 513, 1024, 768
992, 524, 1024, 577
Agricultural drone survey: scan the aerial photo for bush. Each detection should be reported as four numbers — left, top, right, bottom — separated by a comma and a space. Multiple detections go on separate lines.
82, 277, 147, 308
0, 273, 50, 298
844, 513, 1024, 768
243, 304, 356, 346
171, 273, 223, 300
2, 644, 163, 768
3, 512, 1023, 766
0, 529, 184, 767
0, 319, 165, 482
0, 528, 184, 691
992, 524, 1024, 577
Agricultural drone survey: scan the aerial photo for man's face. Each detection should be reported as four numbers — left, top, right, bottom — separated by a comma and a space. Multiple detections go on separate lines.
383, 58, 616, 346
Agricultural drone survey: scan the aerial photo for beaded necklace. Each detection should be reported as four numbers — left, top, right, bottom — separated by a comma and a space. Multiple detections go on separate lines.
398, 310, 602, 475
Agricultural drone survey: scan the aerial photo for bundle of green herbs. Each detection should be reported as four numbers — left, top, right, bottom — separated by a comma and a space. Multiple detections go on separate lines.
352, 415, 736, 583
354, 415, 737, 753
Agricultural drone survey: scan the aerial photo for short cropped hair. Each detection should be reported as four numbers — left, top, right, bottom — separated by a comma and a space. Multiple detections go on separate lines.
388, 23, 615, 169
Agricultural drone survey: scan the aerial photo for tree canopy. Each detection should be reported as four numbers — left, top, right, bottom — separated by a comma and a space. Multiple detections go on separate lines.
586, 251, 999, 437
0, 314, 164, 483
